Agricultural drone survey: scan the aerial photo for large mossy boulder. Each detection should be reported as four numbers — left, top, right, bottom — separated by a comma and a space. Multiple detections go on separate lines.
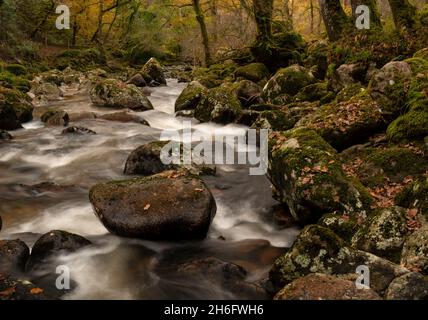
194, 87, 243, 124
385, 272, 428, 300
0, 87, 33, 123
227, 80, 262, 108
90, 79, 153, 111
234, 63, 270, 83
368, 61, 413, 120
294, 82, 334, 104
401, 224, 428, 275
270, 225, 409, 294
297, 91, 386, 150
30, 82, 63, 105
317, 213, 359, 243
329, 63, 368, 93
141, 58, 166, 86
351, 207, 408, 263
89, 170, 217, 240
274, 273, 380, 300
262, 65, 315, 105
41, 110, 69, 127
268, 128, 372, 223
175, 81, 207, 112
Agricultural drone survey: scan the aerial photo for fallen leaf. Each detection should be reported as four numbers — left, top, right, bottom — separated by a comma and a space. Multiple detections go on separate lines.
144, 204, 151, 211
0, 286, 16, 296
30, 287, 44, 294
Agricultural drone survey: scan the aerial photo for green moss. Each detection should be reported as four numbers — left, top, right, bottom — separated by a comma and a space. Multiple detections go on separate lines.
387, 109, 428, 142
175, 82, 207, 112
318, 213, 359, 243
5, 64, 27, 76
234, 63, 270, 83
0, 72, 30, 92
335, 84, 365, 103
0, 87, 33, 123
294, 82, 333, 103
404, 58, 428, 74
414, 48, 428, 61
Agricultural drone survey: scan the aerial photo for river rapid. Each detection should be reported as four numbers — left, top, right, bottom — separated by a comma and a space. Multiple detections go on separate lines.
0, 78, 299, 299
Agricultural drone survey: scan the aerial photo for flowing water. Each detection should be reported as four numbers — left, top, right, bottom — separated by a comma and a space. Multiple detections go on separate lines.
0, 78, 299, 299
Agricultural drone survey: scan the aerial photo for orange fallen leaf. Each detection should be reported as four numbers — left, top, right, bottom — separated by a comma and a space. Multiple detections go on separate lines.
30, 287, 44, 294
0, 286, 16, 296
144, 204, 151, 211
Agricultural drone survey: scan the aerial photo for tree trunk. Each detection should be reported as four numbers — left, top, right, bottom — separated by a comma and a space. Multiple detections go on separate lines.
387, 0, 417, 31
318, 0, 350, 41
351, 0, 382, 28
192, 0, 212, 67
252, 0, 274, 42
97, 0, 107, 64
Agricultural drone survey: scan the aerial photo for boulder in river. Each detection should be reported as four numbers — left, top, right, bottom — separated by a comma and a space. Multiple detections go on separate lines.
141, 58, 166, 86
124, 141, 216, 177
62, 126, 96, 135
90, 78, 154, 111
274, 273, 381, 300
41, 110, 69, 127
175, 81, 207, 112
0, 87, 34, 123
126, 73, 147, 87
98, 111, 149, 125
0, 130, 13, 140
268, 128, 372, 223
0, 239, 30, 275
26, 230, 92, 271
30, 82, 63, 104
89, 170, 217, 240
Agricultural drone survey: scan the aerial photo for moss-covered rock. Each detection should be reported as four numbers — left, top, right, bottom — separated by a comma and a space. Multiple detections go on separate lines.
41, 110, 69, 127
225, 80, 262, 108
90, 78, 153, 111
294, 82, 334, 104
274, 273, 381, 300
54, 48, 103, 71
305, 40, 329, 80
297, 92, 386, 150
268, 128, 372, 223
351, 206, 408, 263
141, 58, 166, 86
0, 71, 31, 92
395, 178, 428, 219
329, 63, 368, 93
387, 109, 428, 142
194, 87, 243, 124
30, 82, 63, 105
269, 224, 409, 293
368, 61, 413, 120
404, 58, 428, 74
234, 63, 270, 83
335, 84, 365, 103
175, 81, 207, 112
401, 224, 428, 275
262, 65, 315, 104
318, 213, 359, 243
414, 48, 428, 61
0, 87, 33, 123
385, 272, 428, 300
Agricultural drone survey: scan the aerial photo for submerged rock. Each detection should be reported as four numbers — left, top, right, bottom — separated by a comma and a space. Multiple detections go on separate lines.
61, 126, 96, 135
0, 130, 13, 140
274, 273, 380, 300
89, 170, 216, 240
26, 230, 91, 271
268, 128, 372, 223
0, 239, 30, 275
90, 78, 153, 111
98, 111, 148, 125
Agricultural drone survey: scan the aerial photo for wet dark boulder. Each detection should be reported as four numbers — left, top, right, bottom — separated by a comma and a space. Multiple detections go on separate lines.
274, 273, 381, 300
90, 78, 154, 111
89, 170, 217, 240
62, 126, 96, 135
98, 111, 149, 125
41, 110, 69, 127
0, 95, 23, 131
26, 230, 92, 271
124, 141, 216, 176
158, 257, 268, 299
0, 130, 13, 140
0, 239, 30, 275
0, 87, 34, 123
141, 58, 166, 86
126, 73, 147, 87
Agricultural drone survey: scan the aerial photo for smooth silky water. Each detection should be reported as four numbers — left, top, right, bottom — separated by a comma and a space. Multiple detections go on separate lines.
0, 79, 299, 299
